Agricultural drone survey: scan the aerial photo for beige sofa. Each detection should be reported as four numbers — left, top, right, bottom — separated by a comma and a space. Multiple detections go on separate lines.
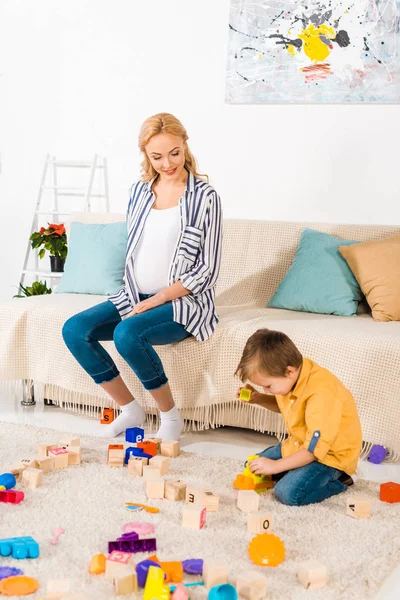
1, 213, 399, 459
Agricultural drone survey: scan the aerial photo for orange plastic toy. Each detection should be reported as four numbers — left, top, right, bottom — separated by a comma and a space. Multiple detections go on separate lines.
248, 533, 286, 567
380, 481, 400, 503
138, 440, 157, 457
100, 407, 115, 424
233, 474, 274, 492
89, 552, 106, 574
160, 561, 183, 583
0, 576, 40, 596
125, 502, 160, 513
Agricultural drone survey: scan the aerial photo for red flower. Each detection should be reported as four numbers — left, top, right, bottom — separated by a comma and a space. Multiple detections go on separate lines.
46, 223, 66, 237
39, 227, 45, 234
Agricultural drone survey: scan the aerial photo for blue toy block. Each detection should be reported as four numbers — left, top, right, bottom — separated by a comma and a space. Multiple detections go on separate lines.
124, 447, 152, 465
125, 427, 144, 443
0, 536, 39, 559
136, 559, 163, 587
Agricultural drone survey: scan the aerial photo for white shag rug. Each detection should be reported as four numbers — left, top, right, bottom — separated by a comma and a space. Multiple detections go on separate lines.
0, 422, 399, 600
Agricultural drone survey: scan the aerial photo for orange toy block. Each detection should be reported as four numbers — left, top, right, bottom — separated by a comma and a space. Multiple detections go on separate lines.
160, 561, 183, 583
297, 560, 327, 590
89, 553, 106, 574
380, 481, 400, 503
138, 440, 158, 457
100, 408, 115, 424
233, 474, 273, 492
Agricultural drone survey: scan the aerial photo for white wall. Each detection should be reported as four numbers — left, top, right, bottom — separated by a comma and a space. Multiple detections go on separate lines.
1, 0, 399, 301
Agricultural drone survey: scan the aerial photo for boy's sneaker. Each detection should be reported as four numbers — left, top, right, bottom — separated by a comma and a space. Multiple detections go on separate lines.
339, 473, 358, 486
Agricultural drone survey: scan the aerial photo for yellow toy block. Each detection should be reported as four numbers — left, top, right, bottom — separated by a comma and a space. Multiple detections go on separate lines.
239, 388, 252, 402
233, 454, 274, 494
143, 566, 169, 600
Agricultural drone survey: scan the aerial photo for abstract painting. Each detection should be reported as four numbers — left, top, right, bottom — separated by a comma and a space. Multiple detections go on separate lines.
226, 0, 400, 102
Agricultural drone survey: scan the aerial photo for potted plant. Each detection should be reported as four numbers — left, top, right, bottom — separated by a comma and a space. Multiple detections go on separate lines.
30, 223, 68, 272
14, 280, 52, 298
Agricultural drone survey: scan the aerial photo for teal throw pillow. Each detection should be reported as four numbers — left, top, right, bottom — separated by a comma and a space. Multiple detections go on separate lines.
268, 228, 362, 316
55, 221, 127, 295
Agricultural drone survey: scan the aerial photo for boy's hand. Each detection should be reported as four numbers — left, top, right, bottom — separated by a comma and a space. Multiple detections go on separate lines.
236, 384, 261, 404
249, 457, 278, 476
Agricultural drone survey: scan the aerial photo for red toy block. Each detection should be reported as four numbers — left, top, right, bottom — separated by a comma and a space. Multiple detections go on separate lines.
380, 481, 400, 503
100, 408, 115, 424
138, 441, 157, 457
0, 490, 24, 504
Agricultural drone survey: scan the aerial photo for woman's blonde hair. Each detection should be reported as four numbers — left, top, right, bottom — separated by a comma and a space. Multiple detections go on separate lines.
138, 113, 208, 183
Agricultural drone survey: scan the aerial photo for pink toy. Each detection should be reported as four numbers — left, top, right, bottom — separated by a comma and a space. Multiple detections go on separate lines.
172, 583, 190, 600
122, 522, 155, 535
50, 527, 65, 545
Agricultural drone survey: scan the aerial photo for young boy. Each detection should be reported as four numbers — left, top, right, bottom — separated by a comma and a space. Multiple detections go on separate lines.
235, 328, 362, 506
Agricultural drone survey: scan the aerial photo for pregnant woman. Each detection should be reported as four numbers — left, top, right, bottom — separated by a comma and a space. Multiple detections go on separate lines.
62, 113, 223, 440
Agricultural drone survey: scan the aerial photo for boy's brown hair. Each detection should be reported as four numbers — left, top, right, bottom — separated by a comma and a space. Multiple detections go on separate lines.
235, 328, 303, 381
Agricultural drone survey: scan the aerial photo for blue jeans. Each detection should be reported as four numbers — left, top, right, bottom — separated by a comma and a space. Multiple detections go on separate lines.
62, 296, 191, 391
257, 443, 348, 506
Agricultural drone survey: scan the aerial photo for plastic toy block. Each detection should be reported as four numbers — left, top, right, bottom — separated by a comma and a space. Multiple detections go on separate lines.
0, 490, 24, 504
161, 441, 180, 457
125, 447, 152, 464
21, 467, 43, 489
186, 487, 205, 505
105, 551, 133, 580
236, 571, 268, 599
172, 583, 190, 600
47, 579, 71, 599
203, 490, 220, 512
100, 407, 115, 424
108, 537, 157, 554
67, 448, 81, 466
165, 480, 187, 501
0, 536, 40, 559
59, 437, 80, 448
143, 465, 163, 481
108, 532, 138, 553
146, 478, 165, 499
239, 388, 252, 402
150, 455, 169, 475
143, 565, 169, 600
297, 560, 327, 590
136, 558, 162, 587
88, 553, 106, 574
49, 448, 69, 468
248, 533, 286, 567
203, 559, 228, 588
247, 512, 273, 534
182, 505, 207, 529
233, 474, 273, 493
114, 568, 138, 594
346, 497, 371, 519
125, 427, 144, 443
128, 457, 145, 476
36, 456, 55, 474
182, 559, 203, 575
237, 490, 260, 513
380, 481, 400, 503
138, 440, 158, 457
0, 473, 16, 490
160, 561, 183, 583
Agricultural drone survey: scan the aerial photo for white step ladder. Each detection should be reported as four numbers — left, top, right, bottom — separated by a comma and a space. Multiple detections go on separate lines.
19, 153, 110, 289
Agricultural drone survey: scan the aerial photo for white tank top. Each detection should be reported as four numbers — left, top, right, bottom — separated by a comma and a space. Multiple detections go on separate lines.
133, 205, 180, 294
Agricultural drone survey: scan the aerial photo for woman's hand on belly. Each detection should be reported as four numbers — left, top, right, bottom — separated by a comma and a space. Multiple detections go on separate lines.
129, 291, 167, 316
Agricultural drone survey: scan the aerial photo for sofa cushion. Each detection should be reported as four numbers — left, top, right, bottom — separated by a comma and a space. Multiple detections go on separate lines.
267, 228, 362, 316
339, 234, 400, 322
55, 222, 127, 295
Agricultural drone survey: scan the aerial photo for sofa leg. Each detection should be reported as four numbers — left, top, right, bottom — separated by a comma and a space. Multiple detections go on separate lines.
21, 379, 36, 407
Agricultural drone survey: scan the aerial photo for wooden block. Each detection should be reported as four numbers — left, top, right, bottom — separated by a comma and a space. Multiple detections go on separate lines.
49, 448, 69, 469
37, 456, 55, 474
108, 443, 124, 459
297, 560, 327, 590
146, 478, 165, 499
161, 441, 180, 458
165, 480, 187, 501
203, 559, 228, 588
105, 551, 133, 581
47, 579, 71, 599
236, 571, 268, 599
237, 490, 260, 513
186, 486, 205, 505
128, 457, 145, 476
346, 497, 371, 519
203, 490, 220, 512
59, 437, 80, 448
68, 448, 81, 466
114, 568, 138, 594
60, 595, 88, 600
182, 504, 207, 529
247, 512, 273, 534
380, 481, 400, 503
9, 467, 25, 482
107, 445, 124, 468
100, 407, 115, 424
150, 455, 169, 475
21, 467, 43, 489
19, 458, 38, 469
151, 437, 163, 454
143, 465, 162, 481
37, 443, 57, 459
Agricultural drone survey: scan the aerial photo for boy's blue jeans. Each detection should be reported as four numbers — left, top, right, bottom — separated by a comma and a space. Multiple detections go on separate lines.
62, 296, 190, 391
257, 443, 348, 506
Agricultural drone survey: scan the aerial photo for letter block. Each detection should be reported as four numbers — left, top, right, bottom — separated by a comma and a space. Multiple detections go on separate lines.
125, 427, 144, 443
100, 408, 115, 424
297, 560, 327, 589
182, 505, 206, 529
346, 497, 371, 519
247, 512, 273, 534
161, 441, 180, 458
237, 490, 260, 513
203, 559, 228, 588
165, 481, 187, 501
236, 571, 268, 599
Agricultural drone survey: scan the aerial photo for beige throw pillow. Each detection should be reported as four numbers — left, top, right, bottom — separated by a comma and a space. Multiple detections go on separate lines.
339, 234, 400, 322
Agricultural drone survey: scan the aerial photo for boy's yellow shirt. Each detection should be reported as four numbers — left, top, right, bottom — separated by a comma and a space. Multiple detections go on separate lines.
275, 358, 362, 475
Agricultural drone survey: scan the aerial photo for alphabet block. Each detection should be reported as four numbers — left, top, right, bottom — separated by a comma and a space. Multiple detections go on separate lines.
182, 505, 206, 529
105, 551, 133, 580
49, 448, 69, 469
146, 478, 165, 499
107, 444, 124, 468
138, 440, 158, 457
236, 571, 268, 599
161, 441, 180, 458
186, 487, 205, 505
203, 490, 220, 512
143, 466, 162, 481
67, 447, 81, 466
125, 426, 144, 443
297, 560, 327, 589
346, 497, 371, 519
165, 480, 187, 501
203, 559, 228, 588
247, 512, 273, 534
128, 457, 145, 476
237, 490, 260, 513
59, 437, 80, 448
100, 407, 115, 424
114, 568, 138, 594
150, 455, 169, 475
36, 443, 57, 459
36, 456, 55, 474
21, 467, 43, 489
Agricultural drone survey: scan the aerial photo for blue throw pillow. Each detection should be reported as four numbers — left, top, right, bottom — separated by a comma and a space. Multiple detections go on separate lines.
267, 228, 362, 316
55, 221, 127, 295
